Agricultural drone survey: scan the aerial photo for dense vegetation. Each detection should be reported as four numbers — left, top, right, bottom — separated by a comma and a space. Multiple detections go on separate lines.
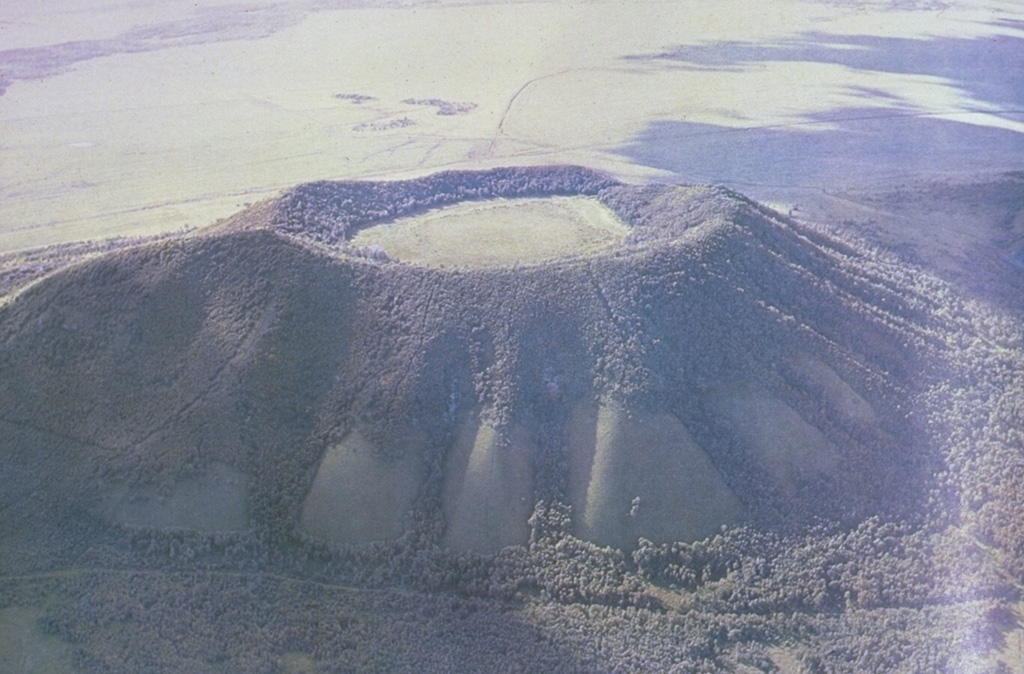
269, 165, 616, 244
0, 166, 1022, 672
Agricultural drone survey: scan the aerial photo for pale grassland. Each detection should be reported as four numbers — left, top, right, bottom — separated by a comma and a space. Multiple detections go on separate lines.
999, 603, 1024, 673
566, 401, 744, 550
788, 355, 877, 424
442, 416, 534, 554
102, 462, 250, 532
3, 0, 1017, 251
278, 652, 320, 674
300, 429, 421, 545
300, 399, 742, 553
765, 647, 804, 674
349, 197, 628, 267
710, 385, 840, 494
0, 607, 73, 673
300, 414, 538, 553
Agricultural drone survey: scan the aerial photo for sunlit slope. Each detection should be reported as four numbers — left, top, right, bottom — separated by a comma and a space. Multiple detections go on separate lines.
0, 167, 933, 562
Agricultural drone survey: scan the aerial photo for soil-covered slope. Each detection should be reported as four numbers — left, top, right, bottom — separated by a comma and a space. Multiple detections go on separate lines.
1, 166, 1022, 673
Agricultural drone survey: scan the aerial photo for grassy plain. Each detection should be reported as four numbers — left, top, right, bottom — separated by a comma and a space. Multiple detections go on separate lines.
0, 607, 73, 673
3, 1, 1020, 251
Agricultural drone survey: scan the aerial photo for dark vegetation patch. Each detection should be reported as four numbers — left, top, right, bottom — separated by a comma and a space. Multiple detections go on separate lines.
402, 98, 477, 116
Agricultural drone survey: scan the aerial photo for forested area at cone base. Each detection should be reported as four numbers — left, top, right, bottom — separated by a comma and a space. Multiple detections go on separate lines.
1, 510, 1018, 672
0, 166, 1022, 673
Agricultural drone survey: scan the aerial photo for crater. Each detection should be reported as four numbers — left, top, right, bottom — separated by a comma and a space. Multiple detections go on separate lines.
348, 196, 628, 267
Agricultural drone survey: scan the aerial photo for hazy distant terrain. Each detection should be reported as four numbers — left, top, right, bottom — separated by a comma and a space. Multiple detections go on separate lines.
3, 0, 1024, 251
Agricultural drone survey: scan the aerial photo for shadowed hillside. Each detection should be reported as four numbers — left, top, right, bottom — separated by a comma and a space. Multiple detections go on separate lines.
1, 166, 1022, 673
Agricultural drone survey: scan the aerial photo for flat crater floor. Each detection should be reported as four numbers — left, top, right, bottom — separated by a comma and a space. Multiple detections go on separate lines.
348, 196, 629, 267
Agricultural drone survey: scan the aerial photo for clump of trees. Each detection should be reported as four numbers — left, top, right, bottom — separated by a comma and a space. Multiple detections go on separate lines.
402, 98, 477, 115
334, 92, 375, 104
352, 116, 415, 132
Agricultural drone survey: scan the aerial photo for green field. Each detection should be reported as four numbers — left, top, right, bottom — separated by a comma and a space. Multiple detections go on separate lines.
350, 197, 628, 267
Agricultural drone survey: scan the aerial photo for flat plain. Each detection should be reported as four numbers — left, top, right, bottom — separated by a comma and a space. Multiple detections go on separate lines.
4, 0, 1023, 251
